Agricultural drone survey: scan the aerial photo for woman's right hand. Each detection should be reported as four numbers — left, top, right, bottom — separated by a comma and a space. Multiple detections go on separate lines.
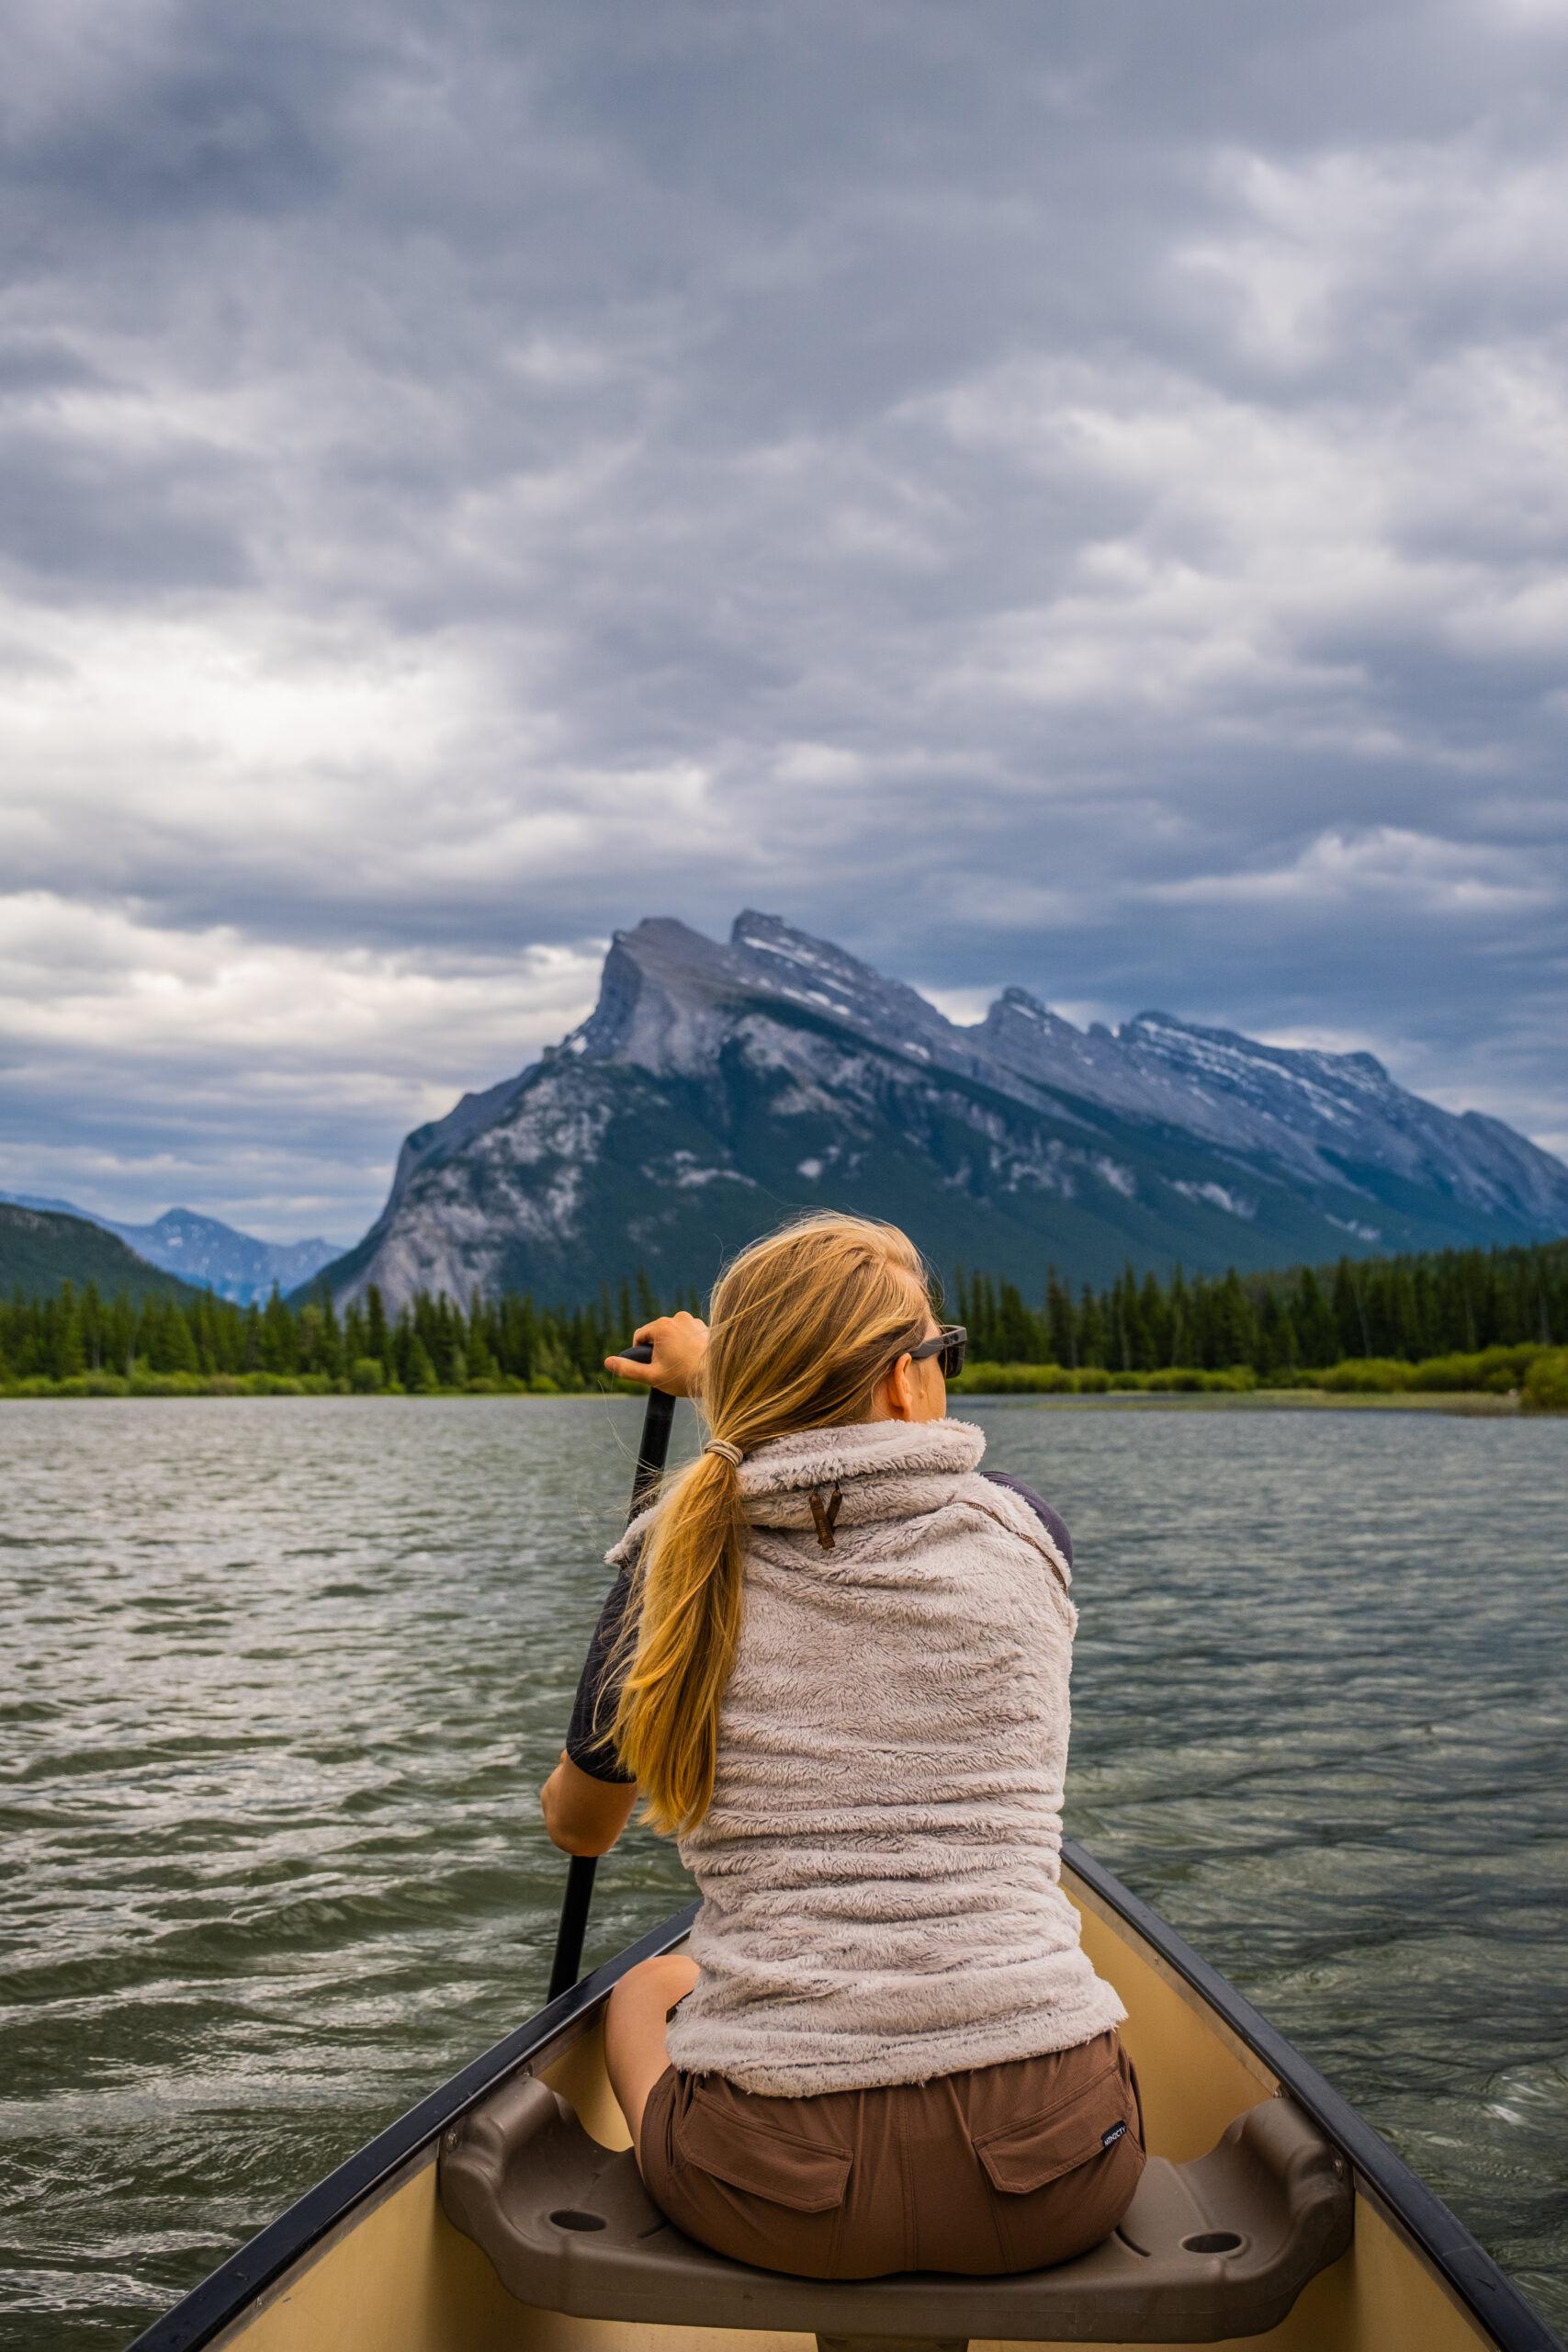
604, 1311, 708, 1398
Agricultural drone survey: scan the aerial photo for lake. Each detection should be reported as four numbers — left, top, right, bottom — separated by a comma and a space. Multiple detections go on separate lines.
1, 1396, 1564, 2347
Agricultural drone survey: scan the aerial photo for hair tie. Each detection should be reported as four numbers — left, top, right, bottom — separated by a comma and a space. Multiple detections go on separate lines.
704, 1438, 744, 1467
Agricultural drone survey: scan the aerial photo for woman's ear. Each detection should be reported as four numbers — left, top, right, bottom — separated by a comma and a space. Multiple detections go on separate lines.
879, 1351, 916, 1421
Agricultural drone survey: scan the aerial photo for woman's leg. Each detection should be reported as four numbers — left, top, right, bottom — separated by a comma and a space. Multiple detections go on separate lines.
604, 1952, 698, 2156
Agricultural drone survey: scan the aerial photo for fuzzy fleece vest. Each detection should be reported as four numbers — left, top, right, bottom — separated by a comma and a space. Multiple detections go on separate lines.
605, 1417, 1124, 2098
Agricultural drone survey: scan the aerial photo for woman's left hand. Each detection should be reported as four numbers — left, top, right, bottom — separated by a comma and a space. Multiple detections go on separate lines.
604, 1311, 708, 1397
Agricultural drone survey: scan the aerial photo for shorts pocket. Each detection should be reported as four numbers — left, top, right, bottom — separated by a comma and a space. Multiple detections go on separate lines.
672, 2084, 852, 2214
970, 2053, 1138, 2196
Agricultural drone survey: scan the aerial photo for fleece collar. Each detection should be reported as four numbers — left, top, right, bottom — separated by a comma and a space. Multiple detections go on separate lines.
739, 1416, 983, 1498
611, 1416, 987, 1561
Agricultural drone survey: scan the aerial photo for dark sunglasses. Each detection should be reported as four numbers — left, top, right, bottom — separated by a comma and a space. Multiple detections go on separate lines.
907, 1324, 967, 1379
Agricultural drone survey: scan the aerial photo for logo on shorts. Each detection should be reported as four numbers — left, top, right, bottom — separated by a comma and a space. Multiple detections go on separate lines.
1101, 2120, 1128, 2150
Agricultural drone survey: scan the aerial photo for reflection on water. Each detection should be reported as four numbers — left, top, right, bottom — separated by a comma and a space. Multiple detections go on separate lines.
0, 1396, 1564, 2346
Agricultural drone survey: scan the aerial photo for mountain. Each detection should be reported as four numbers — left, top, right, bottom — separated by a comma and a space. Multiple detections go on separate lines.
0, 1197, 340, 1305
0, 1204, 202, 1306
317, 912, 1568, 1311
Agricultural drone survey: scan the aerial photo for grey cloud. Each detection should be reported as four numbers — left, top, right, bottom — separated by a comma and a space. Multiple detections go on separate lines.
1, 0, 1566, 1229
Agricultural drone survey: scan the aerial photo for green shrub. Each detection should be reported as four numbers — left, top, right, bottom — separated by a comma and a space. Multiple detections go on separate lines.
952, 1362, 1074, 1394
1523, 1350, 1568, 1411
953, 1361, 1261, 1396
1316, 1343, 1546, 1396
350, 1357, 386, 1393
1318, 1358, 1414, 1392
127, 1369, 209, 1396
1405, 1344, 1541, 1393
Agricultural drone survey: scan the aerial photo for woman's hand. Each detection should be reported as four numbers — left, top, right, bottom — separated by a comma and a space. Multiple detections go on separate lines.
604, 1311, 708, 1398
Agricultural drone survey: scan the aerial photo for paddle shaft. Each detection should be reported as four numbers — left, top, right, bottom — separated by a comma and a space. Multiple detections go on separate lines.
547, 1351, 676, 2003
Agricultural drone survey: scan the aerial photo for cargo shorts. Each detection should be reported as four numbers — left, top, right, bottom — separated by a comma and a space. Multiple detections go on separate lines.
639, 2028, 1145, 2279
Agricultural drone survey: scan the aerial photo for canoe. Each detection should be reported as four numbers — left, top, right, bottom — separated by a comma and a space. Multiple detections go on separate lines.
124, 1837, 1561, 2352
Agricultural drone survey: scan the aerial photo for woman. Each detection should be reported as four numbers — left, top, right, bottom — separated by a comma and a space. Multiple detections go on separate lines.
539, 1212, 1142, 2281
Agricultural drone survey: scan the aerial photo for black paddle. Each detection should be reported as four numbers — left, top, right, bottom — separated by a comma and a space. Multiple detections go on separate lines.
547, 1342, 676, 2003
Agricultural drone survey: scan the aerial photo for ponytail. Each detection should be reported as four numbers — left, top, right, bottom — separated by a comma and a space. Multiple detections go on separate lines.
613, 1214, 930, 1836
613, 1449, 748, 1835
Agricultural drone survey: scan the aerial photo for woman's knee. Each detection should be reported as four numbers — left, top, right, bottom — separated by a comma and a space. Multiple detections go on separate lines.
604, 1952, 699, 2151
606, 1951, 697, 2034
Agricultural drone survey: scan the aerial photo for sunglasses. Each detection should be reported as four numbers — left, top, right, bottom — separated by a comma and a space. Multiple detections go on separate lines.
907, 1324, 967, 1379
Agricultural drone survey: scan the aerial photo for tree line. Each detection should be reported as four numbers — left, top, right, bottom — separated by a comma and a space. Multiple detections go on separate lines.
951, 1238, 1568, 1378
0, 1272, 701, 1391
2, 1236, 1564, 1391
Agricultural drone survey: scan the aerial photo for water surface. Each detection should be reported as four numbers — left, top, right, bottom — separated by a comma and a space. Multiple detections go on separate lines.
1, 1397, 1563, 2346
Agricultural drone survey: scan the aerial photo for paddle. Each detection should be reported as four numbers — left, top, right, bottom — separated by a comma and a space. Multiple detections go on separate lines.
547, 1343, 676, 2003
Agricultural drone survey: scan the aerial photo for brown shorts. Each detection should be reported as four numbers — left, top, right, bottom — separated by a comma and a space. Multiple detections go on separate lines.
639, 2030, 1145, 2279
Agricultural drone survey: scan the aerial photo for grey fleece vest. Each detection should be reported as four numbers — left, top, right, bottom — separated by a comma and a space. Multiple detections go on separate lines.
606, 1417, 1124, 2098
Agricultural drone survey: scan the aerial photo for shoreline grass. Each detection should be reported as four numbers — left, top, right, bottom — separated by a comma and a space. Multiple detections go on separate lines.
4, 1357, 1563, 1410
0, 1369, 634, 1401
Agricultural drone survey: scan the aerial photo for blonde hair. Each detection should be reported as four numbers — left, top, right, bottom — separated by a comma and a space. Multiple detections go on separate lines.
612, 1213, 931, 1835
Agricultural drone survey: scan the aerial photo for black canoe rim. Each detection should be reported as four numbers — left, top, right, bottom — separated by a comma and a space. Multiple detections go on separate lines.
122, 1902, 702, 2352
1061, 1842, 1562, 2352
124, 1847, 1562, 2352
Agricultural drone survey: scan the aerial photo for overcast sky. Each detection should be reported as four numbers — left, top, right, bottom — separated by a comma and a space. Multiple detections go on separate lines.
3, 0, 1566, 1240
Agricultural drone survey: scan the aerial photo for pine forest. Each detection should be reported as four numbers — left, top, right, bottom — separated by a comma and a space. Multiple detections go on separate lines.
3, 1238, 1566, 1400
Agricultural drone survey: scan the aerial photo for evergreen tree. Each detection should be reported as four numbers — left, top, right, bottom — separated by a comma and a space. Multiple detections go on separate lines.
1212, 1270, 1255, 1368
468, 1288, 495, 1381
1291, 1267, 1333, 1365
1138, 1271, 1167, 1371
1166, 1267, 1190, 1366
996, 1281, 1038, 1363
1077, 1284, 1105, 1368
1045, 1268, 1076, 1367
56, 1283, 86, 1378
163, 1299, 200, 1374
1333, 1259, 1371, 1359
259, 1286, 295, 1373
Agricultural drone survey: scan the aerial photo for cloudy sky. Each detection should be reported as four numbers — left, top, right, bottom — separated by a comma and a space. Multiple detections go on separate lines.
3, 0, 1566, 1241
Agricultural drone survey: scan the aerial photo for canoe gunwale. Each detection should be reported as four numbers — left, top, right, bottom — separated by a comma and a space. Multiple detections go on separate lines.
123, 1847, 1562, 2352
1061, 1840, 1562, 2352
121, 1901, 700, 2352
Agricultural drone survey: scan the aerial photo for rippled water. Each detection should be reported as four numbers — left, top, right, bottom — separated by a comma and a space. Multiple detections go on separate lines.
1, 1396, 1564, 2349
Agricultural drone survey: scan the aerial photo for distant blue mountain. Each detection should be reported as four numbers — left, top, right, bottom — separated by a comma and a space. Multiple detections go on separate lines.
0, 1197, 340, 1306
315, 913, 1568, 1310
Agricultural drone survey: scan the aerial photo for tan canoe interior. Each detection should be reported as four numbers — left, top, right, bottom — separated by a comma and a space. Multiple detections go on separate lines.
206, 1868, 1496, 2352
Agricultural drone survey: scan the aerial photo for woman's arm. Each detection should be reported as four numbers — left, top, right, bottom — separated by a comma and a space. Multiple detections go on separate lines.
544, 1538, 643, 1857
544, 1317, 707, 1859
541, 1750, 639, 1855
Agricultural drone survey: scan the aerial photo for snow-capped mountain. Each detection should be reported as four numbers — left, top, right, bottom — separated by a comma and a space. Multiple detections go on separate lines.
318, 913, 1568, 1310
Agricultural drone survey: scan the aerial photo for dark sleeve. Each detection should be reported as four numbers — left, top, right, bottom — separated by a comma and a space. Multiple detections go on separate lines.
981, 1469, 1073, 1569
564, 1555, 637, 1784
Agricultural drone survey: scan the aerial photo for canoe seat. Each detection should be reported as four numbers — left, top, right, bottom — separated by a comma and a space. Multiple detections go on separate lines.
438, 2070, 1352, 2345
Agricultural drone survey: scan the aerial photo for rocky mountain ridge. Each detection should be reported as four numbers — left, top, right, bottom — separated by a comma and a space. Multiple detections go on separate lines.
318, 914, 1568, 1312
